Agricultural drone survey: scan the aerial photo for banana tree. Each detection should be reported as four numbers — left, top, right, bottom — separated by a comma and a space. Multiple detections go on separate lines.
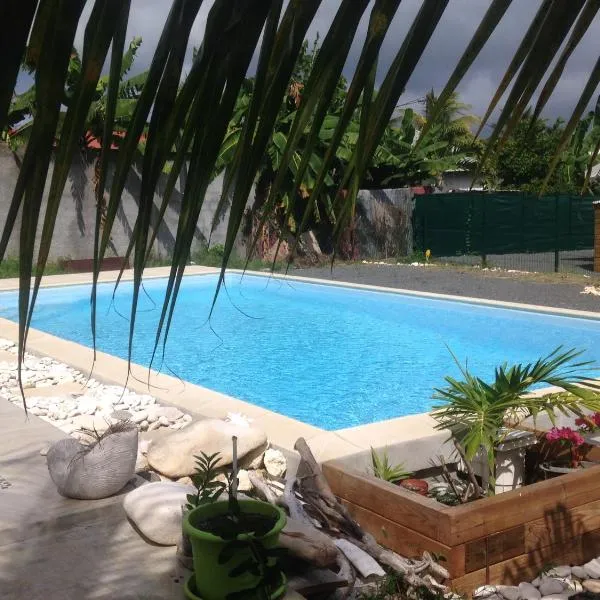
3, 37, 147, 152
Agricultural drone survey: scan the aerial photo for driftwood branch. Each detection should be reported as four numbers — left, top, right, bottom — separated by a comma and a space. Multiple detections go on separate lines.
453, 438, 484, 499
248, 470, 278, 504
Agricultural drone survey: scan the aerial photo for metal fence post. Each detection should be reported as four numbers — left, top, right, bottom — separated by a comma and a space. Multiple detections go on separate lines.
554, 195, 560, 273
481, 192, 487, 267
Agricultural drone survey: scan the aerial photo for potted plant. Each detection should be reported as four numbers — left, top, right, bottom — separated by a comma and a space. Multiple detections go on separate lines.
540, 426, 591, 476
432, 347, 600, 495
183, 437, 287, 600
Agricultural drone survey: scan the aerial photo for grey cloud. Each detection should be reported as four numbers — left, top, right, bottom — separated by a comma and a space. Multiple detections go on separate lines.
72, 0, 600, 123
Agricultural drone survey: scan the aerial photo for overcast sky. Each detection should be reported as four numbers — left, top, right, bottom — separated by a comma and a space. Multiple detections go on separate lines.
67, 0, 600, 126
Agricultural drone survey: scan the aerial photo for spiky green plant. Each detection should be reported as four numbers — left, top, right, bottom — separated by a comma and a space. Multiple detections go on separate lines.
432, 347, 600, 495
370, 448, 412, 484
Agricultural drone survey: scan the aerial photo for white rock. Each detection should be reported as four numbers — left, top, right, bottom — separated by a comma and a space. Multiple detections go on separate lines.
71, 414, 113, 434
539, 594, 572, 600
58, 422, 77, 435
571, 566, 588, 579
140, 421, 149, 431
264, 448, 287, 478
148, 421, 161, 431
237, 469, 253, 492
496, 586, 520, 600
539, 578, 565, 596
532, 577, 542, 587
147, 419, 267, 478
585, 559, 600, 579
182, 414, 193, 422
78, 396, 97, 415
123, 481, 194, 545
139, 439, 151, 455
548, 567, 571, 579
152, 406, 184, 422
158, 415, 170, 427
131, 410, 148, 424
30, 406, 47, 416
169, 422, 184, 430
519, 582, 541, 599
473, 586, 497, 598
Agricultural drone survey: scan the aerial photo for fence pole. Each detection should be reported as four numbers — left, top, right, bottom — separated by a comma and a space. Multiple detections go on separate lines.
481, 192, 487, 267
554, 195, 560, 273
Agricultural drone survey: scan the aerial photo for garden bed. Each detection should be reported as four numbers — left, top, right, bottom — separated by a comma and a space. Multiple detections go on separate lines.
323, 459, 600, 594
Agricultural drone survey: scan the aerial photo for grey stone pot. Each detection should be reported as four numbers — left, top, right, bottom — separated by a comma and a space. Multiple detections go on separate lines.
47, 423, 138, 499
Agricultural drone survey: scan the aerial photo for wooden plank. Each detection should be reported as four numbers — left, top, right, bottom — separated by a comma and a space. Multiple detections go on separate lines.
340, 499, 465, 577
464, 525, 525, 574
451, 537, 590, 594
448, 465, 600, 544
525, 498, 600, 551
323, 462, 453, 545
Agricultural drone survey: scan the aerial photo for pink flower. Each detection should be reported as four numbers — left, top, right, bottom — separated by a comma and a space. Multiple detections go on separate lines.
545, 427, 585, 447
575, 412, 600, 432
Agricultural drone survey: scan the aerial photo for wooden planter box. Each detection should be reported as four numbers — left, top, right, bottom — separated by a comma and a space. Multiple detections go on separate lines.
323, 461, 600, 594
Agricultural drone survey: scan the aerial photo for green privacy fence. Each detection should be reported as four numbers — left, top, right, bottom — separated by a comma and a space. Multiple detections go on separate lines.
413, 192, 596, 272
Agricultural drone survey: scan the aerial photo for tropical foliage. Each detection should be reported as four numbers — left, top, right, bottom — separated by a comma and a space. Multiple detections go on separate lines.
2, 0, 600, 386
431, 347, 600, 495
3, 37, 147, 151
489, 104, 600, 194
370, 448, 412, 484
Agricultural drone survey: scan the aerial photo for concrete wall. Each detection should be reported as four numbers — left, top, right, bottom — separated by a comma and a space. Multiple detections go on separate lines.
0, 144, 414, 263
355, 187, 414, 259
0, 144, 234, 262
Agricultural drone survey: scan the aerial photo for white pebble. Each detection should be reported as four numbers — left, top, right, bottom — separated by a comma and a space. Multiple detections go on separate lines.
518, 582, 540, 600
158, 415, 170, 427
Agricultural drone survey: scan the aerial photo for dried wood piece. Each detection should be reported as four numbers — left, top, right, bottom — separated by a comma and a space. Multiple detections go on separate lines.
248, 470, 279, 504
288, 567, 348, 596
334, 538, 385, 579
453, 438, 484, 500
279, 518, 339, 568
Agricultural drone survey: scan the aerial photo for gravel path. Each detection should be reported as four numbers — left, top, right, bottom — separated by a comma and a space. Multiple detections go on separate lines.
292, 263, 600, 313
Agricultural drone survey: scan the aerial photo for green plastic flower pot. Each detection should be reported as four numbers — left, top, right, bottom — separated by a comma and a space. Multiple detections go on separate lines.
183, 499, 287, 600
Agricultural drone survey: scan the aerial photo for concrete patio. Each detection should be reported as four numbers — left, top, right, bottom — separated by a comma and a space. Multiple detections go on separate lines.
0, 399, 187, 600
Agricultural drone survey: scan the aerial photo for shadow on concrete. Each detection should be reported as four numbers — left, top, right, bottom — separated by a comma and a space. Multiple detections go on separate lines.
0, 400, 186, 599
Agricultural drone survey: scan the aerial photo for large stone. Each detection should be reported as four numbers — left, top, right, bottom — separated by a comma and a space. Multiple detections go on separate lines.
519, 582, 541, 599
496, 586, 520, 600
539, 578, 566, 596
573, 567, 589, 579
586, 560, 600, 579
123, 481, 194, 545
147, 419, 267, 478
264, 448, 287, 478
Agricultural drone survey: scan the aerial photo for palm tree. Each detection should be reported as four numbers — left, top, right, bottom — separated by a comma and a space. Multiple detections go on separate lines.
1, 0, 600, 382
415, 90, 479, 155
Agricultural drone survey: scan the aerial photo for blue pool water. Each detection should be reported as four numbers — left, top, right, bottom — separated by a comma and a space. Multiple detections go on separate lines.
1, 274, 599, 430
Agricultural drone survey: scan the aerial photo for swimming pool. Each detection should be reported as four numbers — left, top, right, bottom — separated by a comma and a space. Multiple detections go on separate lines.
1, 273, 599, 430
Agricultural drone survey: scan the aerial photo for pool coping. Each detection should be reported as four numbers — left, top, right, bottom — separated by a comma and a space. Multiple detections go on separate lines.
1, 266, 598, 465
